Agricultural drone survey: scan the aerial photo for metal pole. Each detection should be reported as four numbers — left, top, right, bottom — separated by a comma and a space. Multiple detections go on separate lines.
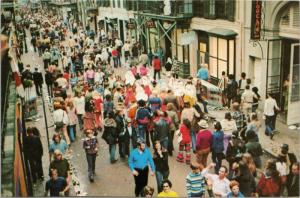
40, 86, 51, 161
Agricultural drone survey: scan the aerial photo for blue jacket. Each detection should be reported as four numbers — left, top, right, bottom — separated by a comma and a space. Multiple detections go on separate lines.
148, 97, 161, 112
227, 191, 245, 198
136, 107, 151, 125
212, 130, 224, 153
128, 147, 155, 172
197, 68, 209, 80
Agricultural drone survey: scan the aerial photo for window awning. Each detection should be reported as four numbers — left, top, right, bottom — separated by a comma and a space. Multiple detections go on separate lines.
207, 28, 237, 38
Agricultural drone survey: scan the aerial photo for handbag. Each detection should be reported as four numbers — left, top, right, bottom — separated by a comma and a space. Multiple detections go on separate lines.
55, 111, 65, 130
176, 129, 183, 143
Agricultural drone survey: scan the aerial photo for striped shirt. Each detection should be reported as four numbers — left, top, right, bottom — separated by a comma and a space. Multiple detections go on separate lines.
186, 169, 208, 197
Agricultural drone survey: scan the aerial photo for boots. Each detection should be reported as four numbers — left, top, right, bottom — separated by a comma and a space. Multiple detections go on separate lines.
176, 153, 184, 163
186, 154, 191, 165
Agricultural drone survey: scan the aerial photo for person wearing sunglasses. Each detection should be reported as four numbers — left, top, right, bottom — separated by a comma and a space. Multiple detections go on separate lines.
158, 180, 178, 197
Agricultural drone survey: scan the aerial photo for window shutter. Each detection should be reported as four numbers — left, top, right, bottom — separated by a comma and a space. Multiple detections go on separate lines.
226, 0, 235, 22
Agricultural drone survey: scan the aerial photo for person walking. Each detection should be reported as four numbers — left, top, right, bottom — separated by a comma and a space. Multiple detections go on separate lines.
241, 85, 257, 117
53, 102, 71, 147
45, 68, 54, 97
195, 119, 212, 167
102, 111, 118, 163
245, 130, 263, 169
176, 119, 192, 165
49, 150, 71, 196
152, 56, 161, 80
220, 112, 237, 154
83, 129, 99, 182
42, 48, 51, 69
211, 122, 224, 173
153, 141, 169, 193
49, 134, 68, 161
226, 74, 238, 109
264, 93, 280, 139
73, 92, 85, 130
218, 71, 228, 107
45, 169, 69, 197
66, 101, 77, 142
24, 127, 44, 183
128, 139, 155, 197
33, 67, 44, 96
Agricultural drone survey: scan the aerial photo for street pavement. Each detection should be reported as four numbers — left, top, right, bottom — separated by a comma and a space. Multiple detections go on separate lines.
19, 29, 300, 197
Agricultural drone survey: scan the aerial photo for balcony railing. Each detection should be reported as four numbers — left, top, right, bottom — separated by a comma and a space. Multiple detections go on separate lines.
125, 0, 193, 17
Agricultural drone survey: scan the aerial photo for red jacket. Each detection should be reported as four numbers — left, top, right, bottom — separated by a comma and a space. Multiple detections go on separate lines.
256, 174, 281, 197
111, 49, 118, 57
196, 129, 212, 150
152, 58, 161, 70
180, 124, 191, 143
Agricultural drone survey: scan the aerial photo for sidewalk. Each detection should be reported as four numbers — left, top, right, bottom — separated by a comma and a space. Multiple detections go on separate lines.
208, 108, 300, 159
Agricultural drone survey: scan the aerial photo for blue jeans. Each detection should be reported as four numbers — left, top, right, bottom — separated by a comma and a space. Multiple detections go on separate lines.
77, 114, 83, 130
155, 170, 169, 193
212, 151, 223, 174
191, 129, 196, 152
160, 137, 169, 150
109, 144, 116, 162
137, 125, 146, 141
86, 153, 97, 177
68, 125, 76, 142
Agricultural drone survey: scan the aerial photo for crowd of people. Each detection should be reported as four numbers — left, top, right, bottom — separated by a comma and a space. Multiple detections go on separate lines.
15, 8, 300, 197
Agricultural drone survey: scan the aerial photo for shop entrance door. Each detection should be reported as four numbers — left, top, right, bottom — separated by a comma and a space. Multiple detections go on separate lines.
266, 39, 282, 105
287, 43, 300, 125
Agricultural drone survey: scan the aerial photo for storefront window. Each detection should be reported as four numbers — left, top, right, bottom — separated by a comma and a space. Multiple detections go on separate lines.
208, 35, 235, 79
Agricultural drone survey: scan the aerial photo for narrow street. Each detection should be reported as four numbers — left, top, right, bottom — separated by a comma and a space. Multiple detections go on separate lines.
2, 1, 300, 197
20, 28, 299, 197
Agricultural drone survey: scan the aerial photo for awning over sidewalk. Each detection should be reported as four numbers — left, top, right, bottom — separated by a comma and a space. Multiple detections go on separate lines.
207, 28, 237, 38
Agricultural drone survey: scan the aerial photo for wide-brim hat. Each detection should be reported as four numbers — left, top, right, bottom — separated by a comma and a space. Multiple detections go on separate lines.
198, 119, 209, 128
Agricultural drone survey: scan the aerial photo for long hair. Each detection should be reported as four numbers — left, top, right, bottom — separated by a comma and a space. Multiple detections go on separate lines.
183, 119, 191, 129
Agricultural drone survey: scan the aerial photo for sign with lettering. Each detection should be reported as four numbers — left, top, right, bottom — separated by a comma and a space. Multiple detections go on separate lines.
127, 22, 135, 29
146, 20, 156, 28
251, 0, 261, 40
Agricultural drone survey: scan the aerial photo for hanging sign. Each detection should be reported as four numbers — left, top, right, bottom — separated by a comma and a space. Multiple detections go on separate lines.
179, 31, 197, 45
251, 0, 261, 40
127, 22, 135, 29
146, 20, 156, 28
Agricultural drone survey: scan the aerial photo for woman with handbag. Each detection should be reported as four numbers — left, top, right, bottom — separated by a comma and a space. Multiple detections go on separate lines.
53, 102, 71, 147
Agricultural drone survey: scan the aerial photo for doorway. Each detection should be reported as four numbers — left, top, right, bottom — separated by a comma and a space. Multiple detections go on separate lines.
165, 32, 172, 61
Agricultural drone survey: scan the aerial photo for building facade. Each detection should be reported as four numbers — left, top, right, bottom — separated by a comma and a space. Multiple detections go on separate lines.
83, 0, 299, 124
243, 0, 299, 125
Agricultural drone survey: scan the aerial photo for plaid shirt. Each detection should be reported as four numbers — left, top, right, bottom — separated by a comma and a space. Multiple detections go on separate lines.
232, 111, 244, 131
83, 136, 98, 154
